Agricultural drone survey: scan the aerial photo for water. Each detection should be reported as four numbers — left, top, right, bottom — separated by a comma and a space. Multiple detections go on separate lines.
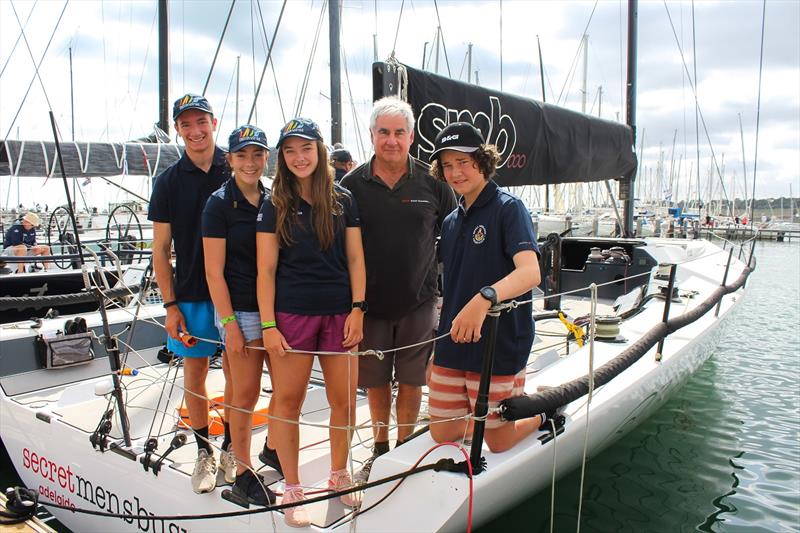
479, 240, 800, 533
2, 241, 798, 532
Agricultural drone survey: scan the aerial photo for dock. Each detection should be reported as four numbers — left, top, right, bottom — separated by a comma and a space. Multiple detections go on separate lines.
699, 225, 799, 242
0, 491, 56, 533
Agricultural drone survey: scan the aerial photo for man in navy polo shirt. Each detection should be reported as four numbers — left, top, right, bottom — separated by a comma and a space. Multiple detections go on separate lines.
426, 122, 545, 453
341, 97, 456, 482
149, 94, 231, 494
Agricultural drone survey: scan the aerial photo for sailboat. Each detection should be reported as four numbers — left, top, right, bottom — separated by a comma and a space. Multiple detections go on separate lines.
0, 1, 756, 531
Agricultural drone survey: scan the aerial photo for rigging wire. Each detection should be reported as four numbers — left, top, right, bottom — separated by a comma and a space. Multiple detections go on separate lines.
662, 1, 732, 214
127, 10, 158, 140
255, 0, 287, 125
0, 0, 38, 81
202, 0, 237, 96
556, 0, 598, 105
339, 24, 368, 160
2, 0, 68, 143
247, 0, 286, 123
431, 0, 452, 77
293, 0, 326, 118
748, 0, 766, 228
692, 0, 701, 217
390, 0, 405, 57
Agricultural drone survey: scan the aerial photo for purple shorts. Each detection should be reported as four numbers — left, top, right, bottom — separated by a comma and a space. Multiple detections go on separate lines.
275, 312, 349, 354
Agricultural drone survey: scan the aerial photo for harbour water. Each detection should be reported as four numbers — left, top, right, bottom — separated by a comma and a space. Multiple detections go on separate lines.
479, 239, 800, 532
1, 240, 798, 532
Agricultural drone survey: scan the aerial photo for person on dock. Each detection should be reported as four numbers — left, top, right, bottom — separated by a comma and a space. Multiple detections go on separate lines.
331, 146, 355, 182
340, 97, 456, 483
257, 117, 366, 527
426, 122, 545, 452
2, 212, 50, 273
149, 94, 234, 494
202, 125, 277, 506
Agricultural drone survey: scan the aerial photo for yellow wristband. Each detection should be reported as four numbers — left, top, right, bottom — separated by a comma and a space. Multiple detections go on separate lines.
219, 315, 237, 326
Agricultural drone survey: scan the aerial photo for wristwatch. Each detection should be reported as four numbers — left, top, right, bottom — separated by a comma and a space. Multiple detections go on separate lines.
352, 301, 368, 313
479, 286, 498, 306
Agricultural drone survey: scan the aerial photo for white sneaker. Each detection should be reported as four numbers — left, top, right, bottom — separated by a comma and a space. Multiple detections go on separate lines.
192, 449, 217, 494
219, 444, 237, 484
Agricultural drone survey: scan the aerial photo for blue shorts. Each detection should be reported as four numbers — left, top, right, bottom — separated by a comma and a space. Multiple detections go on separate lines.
166, 301, 221, 358
215, 310, 262, 344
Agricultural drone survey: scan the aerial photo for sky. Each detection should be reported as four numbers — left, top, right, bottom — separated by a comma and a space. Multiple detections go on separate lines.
0, 0, 798, 211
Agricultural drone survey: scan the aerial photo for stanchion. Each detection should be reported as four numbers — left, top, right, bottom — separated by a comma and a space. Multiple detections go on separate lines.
715, 249, 734, 318
469, 306, 501, 474
655, 264, 677, 361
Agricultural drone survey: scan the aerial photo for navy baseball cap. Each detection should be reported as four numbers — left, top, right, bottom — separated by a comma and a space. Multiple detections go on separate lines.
228, 125, 269, 153
429, 122, 486, 161
331, 148, 352, 163
276, 118, 323, 148
172, 93, 213, 121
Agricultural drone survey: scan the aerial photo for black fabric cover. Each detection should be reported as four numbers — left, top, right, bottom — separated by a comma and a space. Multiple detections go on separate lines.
382, 62, 637, 187
0, 140, 182, 178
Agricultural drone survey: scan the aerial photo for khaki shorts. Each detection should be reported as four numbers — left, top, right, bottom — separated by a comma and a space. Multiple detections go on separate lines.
358, 298, 436, 388
427, 364, 526, 429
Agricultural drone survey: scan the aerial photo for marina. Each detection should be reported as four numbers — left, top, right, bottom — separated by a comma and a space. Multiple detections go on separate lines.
1, 1, 798, 532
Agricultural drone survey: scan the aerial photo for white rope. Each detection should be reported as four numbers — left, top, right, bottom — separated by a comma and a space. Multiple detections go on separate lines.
575, 283, 597, 533
548, 417, 558, 533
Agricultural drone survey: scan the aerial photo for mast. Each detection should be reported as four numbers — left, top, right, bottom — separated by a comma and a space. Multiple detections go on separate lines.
537, 35, 549, 213
69, 46, 75, 141
329, 0, 342, 144
622, 0, 638, 236
157, 0, 169, 135
235, 56, 240, 125
467, 43, 473, 83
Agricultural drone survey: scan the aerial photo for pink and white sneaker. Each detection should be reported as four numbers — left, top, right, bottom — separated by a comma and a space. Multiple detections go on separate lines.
282, 485, 311, 528
328, 469, 362, 508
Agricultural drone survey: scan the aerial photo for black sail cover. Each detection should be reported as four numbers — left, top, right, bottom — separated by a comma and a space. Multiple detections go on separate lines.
0, 140, 182, 178
374, 62, 636, 187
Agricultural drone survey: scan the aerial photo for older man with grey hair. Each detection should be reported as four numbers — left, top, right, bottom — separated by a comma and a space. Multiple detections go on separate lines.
341, 97, 456, 483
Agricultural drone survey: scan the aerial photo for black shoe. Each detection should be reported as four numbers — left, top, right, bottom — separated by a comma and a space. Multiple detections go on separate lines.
229, 470, 275, 507
258, 445, 283, 477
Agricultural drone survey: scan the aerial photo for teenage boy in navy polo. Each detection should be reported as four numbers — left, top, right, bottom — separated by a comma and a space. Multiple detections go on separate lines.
426, 122, 545, 452
149, 94, 232, 494
341, 97, 456, 483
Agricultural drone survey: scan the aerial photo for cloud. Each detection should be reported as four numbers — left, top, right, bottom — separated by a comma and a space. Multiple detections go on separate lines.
0, 0, 797, 207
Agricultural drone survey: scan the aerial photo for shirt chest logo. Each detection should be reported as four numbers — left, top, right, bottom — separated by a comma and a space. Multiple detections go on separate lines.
472, 225, 487, 245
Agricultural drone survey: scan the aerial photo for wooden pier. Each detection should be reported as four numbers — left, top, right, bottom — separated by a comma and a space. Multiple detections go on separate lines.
699, 225, 799, 242
0, 491, 56, 533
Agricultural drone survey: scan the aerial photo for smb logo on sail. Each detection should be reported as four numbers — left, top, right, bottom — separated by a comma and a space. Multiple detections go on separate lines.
415, 96, 519, 169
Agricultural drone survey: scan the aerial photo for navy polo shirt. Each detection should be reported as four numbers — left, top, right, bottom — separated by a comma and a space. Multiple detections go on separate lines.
340, 156, 457, 319
256, 185, 360, 316
201, 178, 266, 312
3, 223, 36, 248
435, 181, 539, 375
148, 148, 231, 301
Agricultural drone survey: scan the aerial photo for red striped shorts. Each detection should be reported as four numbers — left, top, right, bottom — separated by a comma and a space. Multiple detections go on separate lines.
427, 364, 526, 429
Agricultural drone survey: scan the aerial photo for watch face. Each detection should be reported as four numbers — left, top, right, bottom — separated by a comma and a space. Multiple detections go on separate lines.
480, 286, 497, 304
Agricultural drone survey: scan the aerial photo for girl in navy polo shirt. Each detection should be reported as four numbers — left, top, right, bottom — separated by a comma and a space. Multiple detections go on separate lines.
425, 122, 545, 454
256, 118, 366, 527
202, 125, 275, 506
